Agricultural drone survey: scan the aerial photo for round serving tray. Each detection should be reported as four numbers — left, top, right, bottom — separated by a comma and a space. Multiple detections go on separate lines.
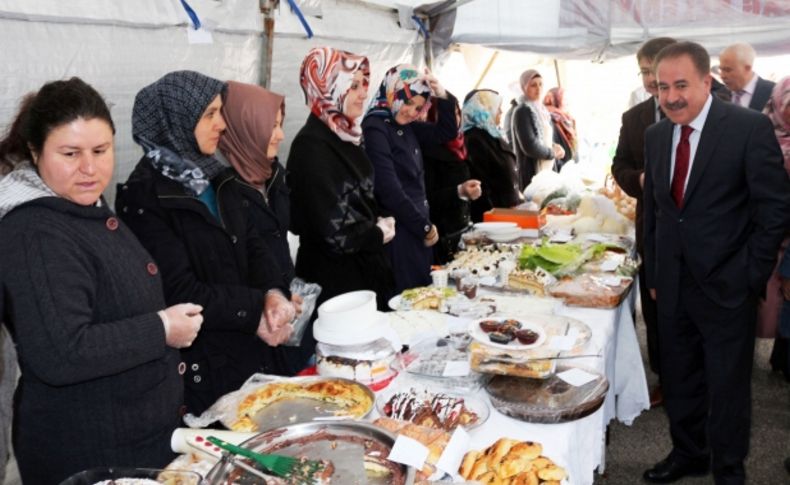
221, 376, 375, 432
485, 366, 609, 423
205, 420, 415, 485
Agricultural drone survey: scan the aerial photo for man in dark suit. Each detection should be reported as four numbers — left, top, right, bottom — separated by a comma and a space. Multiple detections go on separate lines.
642, 41, 790, 484
718, 42, 775, 111
612, 37, 676, 408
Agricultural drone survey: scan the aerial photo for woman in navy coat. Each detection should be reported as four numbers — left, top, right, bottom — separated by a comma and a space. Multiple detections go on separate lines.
362, 65, 458, 292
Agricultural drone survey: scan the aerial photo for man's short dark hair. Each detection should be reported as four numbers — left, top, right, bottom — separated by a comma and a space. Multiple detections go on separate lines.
654, 41, 711, 78
636, 37, 677, 63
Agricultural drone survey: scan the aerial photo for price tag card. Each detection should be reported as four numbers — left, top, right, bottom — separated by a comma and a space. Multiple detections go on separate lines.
388, 435, 429, 469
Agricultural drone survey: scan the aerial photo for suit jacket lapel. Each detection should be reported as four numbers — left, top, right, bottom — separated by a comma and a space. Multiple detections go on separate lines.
682, 98, 726, 206
655, 120, 674, 201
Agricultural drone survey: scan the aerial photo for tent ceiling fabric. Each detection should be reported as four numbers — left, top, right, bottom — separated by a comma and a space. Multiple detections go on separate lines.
445, 0, 790, 60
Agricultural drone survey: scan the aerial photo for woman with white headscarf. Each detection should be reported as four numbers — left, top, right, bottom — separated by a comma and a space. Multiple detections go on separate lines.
462, 89, 524, 222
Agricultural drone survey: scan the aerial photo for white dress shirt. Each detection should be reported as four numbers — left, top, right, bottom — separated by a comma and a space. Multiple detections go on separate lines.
669, 94, 713, 192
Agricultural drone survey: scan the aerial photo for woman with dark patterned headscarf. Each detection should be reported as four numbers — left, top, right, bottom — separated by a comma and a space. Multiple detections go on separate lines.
362, 64, 458, 292
288, 47, 395, 311
116, 71, 297, 415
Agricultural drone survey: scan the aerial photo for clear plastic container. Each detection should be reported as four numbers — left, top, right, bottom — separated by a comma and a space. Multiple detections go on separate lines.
316, 338, 397, 384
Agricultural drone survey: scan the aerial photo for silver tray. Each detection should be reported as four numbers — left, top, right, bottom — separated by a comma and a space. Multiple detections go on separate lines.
223, 376, 375, 432
205, 420, 415, 485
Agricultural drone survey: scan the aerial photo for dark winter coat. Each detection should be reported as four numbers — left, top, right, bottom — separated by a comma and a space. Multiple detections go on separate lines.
0, 197, 181, 485
116, 160, 288, 415
236, 161, 312, 374
362, 94, 458, 292
422, 143, 472, 264
464, 127, 523, 222
288, 114, 394, 310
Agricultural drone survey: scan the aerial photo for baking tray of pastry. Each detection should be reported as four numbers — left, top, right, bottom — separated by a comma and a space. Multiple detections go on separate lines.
221, 376, 375, 433
485, 366, 609, 423
205, 420, 415, 484
548, 273, 634, 308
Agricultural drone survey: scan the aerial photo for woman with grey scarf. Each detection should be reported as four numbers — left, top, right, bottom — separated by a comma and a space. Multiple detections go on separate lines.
116, 71, 298, 416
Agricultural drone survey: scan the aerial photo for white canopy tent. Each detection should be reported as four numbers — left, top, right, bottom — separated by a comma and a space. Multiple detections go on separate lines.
1, 0, 789, 202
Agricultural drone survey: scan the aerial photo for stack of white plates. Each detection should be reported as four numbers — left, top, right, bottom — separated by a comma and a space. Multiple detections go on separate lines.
473, 222, 523, 242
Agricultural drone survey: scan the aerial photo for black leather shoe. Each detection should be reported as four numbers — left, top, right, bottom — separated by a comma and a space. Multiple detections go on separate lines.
643, 457, 709, 483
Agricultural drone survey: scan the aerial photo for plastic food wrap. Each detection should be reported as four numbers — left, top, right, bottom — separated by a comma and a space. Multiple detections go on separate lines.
548, 273, 634, 308
284, 277, 322, 347
375, 382, 490, 432
397, 335, 487, 393
485, 367, 609, 424
183, 374, 374, 432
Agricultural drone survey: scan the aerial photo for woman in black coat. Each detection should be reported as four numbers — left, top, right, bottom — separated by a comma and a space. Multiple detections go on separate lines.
362, 65, 458, 292
288, 47, 395, 311
0, 78, 202, 484
422, 100, 482, 264
462, 89, 524, 222
116, 71, 296, 416
218, 81, 311, 375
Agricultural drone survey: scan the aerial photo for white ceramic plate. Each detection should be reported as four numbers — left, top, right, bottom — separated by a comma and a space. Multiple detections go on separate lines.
486, 230, 524, 242
473, 222, 518, 234
388, 294, 402, 311
469, 317, 547, 350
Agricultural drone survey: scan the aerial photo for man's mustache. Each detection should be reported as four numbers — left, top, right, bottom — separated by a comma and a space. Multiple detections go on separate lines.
664, 99, 687, 111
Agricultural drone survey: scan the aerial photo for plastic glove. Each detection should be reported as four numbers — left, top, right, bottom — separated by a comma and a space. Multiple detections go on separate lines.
376, 216, 396, 244
160, 303, 203, 349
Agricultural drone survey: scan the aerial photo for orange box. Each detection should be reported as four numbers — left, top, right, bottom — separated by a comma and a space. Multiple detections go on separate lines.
483, 208, 545, 229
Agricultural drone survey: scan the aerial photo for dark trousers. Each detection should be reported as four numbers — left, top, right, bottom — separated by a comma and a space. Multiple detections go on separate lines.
658, 269, 755, 485
639, 261, 661, 377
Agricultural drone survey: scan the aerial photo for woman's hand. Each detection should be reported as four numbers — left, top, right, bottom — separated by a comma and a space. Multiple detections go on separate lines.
291, 293, 304, 316
160, 303, 203, 348
376, 216, 396, 244
424, 68, 447, 99
257, 290, 295, 346
459, 179, 482, 201
782, 277, 790, 300
424, 224, 439, 247
552, 143, 566, 160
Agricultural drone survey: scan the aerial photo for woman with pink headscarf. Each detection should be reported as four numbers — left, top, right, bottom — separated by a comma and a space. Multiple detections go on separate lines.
543, 87, 578, 168
287, 47, 394, 311
760, 76, 790, 381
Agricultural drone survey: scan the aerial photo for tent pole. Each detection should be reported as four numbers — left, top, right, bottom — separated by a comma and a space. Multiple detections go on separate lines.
474, 50, 498, 89
554, 59, 561, 88
259, 0, 278, 88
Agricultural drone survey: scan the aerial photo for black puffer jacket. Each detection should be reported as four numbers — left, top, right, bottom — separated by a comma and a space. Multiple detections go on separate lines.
116, 160, 288, 415
464, 127, 523, 222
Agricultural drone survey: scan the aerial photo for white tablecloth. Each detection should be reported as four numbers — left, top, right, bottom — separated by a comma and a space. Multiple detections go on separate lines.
386, 289, 649, 485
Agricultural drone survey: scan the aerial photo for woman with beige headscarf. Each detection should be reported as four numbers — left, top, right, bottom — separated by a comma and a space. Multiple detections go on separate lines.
508, 69, 565, 188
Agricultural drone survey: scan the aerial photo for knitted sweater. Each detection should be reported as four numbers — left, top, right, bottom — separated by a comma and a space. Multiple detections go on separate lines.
0, 164, 181, 484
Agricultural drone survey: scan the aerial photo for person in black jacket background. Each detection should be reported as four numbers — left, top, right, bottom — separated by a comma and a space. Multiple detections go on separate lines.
116, 71, 297, 416
218, 81, 312, 375
422, 99, 481, 264
462, 89, 523, 222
